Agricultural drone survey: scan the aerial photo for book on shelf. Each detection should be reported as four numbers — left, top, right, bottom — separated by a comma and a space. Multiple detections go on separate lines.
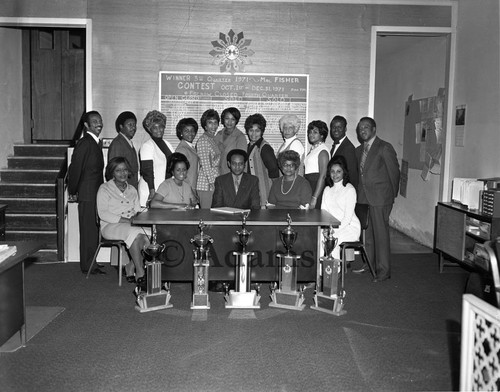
210, 207, 251, 214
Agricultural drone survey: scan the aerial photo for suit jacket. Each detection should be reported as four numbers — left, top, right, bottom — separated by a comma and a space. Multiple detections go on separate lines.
356, 136, 400, 206
68, 132, 104, 201
175, 140, 199, 190
211, 172, 260, 210
331, 137, 358, 190
107, 133, 139, 190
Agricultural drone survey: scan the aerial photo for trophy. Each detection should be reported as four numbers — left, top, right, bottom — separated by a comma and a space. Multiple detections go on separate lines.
269, 214, 306, 310
190, 220, 213, 309
310, 225, 346, 316
225, 213, 261, 309
135, 224, 173, 312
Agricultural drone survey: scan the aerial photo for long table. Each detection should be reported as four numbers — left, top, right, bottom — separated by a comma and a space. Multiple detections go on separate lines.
133, 209, 338, 282
0, 241, 43, 347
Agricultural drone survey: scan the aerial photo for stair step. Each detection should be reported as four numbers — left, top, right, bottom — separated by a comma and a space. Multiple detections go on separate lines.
8, 156, 66, 170
6, 230, 57, 249
6, 213, 57, 230
14, 144, 69, 157
0, 198, 56, 213
0, 169, 60, 183
26, 249, 61, 263
27, 249, 60, 263
0, 183, 56, 198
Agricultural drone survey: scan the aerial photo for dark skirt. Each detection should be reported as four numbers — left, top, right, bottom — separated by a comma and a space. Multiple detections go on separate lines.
305, 172, 323, 209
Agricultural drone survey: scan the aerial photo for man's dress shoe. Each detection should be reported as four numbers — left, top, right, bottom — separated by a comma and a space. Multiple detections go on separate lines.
372, 276, 390, 283
84, 268, 106, 275
95, 263, 105, 269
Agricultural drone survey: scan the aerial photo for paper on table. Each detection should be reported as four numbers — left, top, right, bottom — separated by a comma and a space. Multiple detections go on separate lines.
0, 245, 17, 263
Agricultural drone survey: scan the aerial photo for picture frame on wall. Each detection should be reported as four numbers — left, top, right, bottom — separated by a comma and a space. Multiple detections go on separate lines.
102, 138, 113, 148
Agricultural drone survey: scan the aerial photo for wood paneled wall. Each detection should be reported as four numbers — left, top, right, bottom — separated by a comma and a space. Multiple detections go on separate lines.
85, 1, 451, 147
0, 0, 451, 148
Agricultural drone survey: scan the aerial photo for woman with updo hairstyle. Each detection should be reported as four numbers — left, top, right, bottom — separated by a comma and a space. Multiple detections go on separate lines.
150, 152, 198, 209
196, 109, 221, 208
215, 107, 247, 176
97, 157, 150, 285
137, 110, 174, 206
245, 113, 279, 208
175, 117, 200, 192
304, 120, 330, 209
321, 155, 360, 259
267, 150, 312, 209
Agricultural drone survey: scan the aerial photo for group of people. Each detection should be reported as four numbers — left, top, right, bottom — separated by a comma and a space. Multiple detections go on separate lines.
68, 107, 399, 285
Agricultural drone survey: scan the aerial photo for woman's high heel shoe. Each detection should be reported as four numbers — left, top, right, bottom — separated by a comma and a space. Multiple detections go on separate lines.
123, 263, 136, 283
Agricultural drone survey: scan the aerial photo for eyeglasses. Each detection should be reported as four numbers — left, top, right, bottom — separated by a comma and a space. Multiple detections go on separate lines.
114, 168, 129, 173
281, 163, 296, 169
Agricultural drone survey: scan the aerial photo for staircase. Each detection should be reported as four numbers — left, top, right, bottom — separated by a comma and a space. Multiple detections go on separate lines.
0, 144, 68, 262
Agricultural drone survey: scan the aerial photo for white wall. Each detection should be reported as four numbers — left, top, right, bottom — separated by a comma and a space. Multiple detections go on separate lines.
450, 0, 500, 184
0, 27, 23, 169
374, 36, 447, 247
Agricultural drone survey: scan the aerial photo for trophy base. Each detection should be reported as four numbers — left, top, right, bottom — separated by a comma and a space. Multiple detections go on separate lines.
310, 292, 346, 316
269, 290, 305, 311
191, 293, 211, 310
225, 290, 261, 309
135, 290, 173, 313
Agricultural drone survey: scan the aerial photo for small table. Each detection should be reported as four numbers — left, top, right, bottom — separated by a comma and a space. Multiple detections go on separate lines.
0, 241, 44, 347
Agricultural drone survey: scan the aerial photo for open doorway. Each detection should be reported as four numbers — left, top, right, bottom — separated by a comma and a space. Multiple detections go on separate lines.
370, 27, 454, 247
0, 17, 92, 144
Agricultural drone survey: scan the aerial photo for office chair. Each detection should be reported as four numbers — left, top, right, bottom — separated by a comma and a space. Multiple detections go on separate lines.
86, 217, 129, 286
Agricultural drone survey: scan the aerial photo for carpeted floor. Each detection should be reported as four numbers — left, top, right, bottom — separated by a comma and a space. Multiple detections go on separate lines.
0, 252, 468, 392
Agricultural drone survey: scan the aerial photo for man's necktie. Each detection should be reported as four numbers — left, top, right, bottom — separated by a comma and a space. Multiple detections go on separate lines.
360, 143, 369, 172
234, 177, 240, 193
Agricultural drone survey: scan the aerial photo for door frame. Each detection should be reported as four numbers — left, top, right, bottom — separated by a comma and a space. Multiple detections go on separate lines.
0, 17, 93, 136
368, 15, 457, 201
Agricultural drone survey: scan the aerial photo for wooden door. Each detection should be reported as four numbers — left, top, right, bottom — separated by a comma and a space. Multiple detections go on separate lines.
31, 28, 85, 141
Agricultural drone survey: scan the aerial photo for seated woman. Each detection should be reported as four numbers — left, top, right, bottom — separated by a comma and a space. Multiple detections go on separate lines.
150, 152, 198, 209
321, 155, 361, 259
97, 157, 150, 285
268, 150, 312, 209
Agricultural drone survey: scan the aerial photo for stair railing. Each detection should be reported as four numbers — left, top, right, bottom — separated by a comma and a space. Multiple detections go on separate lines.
56, 158, 68, 261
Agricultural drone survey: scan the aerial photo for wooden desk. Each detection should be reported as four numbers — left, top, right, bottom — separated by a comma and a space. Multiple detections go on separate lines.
133, 209, 338, 282
0, 241, 43, 347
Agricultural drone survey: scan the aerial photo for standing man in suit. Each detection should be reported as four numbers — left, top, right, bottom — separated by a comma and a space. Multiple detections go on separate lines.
329, 115, 358, 190
68, 111, 105, 275
354, 117, 400, 282
212, 149, 260, 210
107, 111, 139, 190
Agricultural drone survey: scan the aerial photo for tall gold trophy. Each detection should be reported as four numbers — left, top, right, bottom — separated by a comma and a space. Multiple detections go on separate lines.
311, 225, 346, 316
269, 214, 305, 311
135, 225, 173, 312
225, 213, 261, 309
190, 220, 213, 309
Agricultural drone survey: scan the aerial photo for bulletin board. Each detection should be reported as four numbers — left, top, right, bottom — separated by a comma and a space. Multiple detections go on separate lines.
402, 88, 445, 181
159, 72, 309, 151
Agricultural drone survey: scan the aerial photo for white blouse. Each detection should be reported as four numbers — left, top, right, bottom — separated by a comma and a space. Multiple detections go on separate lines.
321, 182, 360, 233
304, 144, 330, 174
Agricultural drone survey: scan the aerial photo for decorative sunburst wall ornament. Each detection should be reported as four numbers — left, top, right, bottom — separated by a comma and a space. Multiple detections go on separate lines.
209, 30, 255, 74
